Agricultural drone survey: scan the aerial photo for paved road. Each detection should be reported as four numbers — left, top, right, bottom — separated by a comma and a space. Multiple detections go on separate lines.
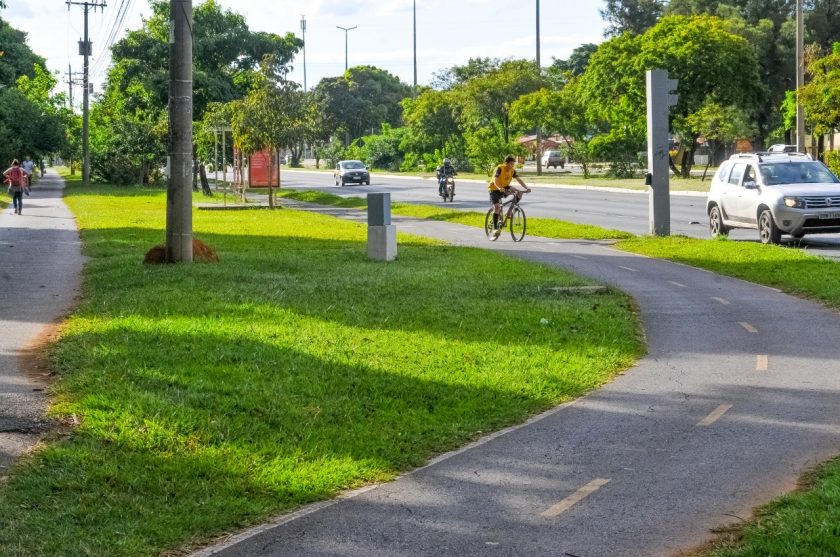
0, 170, 83, 469
196, 201, 840, 557
278, 169, 840, 258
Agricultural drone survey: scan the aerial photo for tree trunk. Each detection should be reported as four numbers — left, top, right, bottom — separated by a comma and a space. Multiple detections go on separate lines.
818, 133, 825, 161
199, 164, 212, 196
680, 134, 699, 178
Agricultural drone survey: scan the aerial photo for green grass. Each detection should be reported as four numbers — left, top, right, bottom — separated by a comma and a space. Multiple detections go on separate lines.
0, 176, 642, 556
276, 189, 633, 241
617, 235, 840, 311
700, 456, 840, 556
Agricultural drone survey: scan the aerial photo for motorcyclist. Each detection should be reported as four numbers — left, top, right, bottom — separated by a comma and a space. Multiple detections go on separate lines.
436, 158, 457, 197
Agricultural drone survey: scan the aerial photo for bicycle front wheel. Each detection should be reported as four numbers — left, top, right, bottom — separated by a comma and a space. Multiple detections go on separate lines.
485, 209, 499, 240
510, 206, 526, 242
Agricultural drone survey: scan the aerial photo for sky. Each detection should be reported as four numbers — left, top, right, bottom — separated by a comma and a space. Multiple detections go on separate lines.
3, 0, 608, 107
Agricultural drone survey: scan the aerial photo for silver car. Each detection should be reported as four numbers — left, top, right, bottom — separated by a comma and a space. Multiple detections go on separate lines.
706, 152, 840, 244
334, 160, 370, 186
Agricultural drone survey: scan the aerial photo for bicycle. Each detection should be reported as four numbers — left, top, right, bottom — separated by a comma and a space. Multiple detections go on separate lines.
485, 190, 527, 242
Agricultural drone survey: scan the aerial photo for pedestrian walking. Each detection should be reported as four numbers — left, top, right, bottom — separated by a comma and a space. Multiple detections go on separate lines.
3, 159, 29, 215
21, 156, 34, 187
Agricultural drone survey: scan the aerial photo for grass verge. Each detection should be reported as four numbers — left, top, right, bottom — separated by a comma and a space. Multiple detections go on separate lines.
0, 177, 642, 556
617, 235, 840, 311
276, 189, 633, 241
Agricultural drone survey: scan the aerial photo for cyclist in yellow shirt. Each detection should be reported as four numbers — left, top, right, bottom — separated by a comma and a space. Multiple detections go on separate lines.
489, 155, 531, 230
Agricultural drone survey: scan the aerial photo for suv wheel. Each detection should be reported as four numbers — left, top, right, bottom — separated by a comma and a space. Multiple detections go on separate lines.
709, 205, 729, 237
758, 209, 782, 244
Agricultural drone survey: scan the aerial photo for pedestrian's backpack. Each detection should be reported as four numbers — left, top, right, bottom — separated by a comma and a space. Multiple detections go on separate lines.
7, 167, 24, 187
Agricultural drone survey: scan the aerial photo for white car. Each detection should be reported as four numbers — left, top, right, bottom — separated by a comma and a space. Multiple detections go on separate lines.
541, 150, 564, 169
706, 152, 840, 244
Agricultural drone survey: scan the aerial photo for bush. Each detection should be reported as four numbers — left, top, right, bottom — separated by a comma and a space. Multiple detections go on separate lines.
825, 150, 840, 177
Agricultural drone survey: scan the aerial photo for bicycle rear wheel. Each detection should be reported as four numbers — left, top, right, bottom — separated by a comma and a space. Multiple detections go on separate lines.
484, 209, 499, 241
510, 206, 526, 242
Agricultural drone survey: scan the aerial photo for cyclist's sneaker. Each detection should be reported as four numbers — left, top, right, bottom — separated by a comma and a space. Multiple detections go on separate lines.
492, 227, 501, 239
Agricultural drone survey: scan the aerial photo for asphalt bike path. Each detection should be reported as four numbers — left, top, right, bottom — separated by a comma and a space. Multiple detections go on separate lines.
198, 200, 840, 556
0, 170, 83, 470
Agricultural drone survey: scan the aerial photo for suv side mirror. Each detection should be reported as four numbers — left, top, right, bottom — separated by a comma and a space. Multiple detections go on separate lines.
743, 180, 757, 189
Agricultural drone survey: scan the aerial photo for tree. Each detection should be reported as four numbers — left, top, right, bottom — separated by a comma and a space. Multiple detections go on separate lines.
400, 89, 461, 156
312, 66, 410, 144
600, 0, 666, 36
548, 43, 599, 84
231, 80, 310, 207
430, 57, 500, 90
92, 0, 302, 184
685, 101, 755, 178
581, 15, 763, 177
511, 81, 599, 176
800, 43, 840, 155
455, 59, 544, 144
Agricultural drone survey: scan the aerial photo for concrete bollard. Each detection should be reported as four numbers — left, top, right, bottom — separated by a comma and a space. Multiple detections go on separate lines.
367, 193, 397, 261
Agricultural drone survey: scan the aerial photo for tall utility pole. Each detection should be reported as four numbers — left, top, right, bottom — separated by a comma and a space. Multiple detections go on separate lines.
535, 0, 543, 176
300, 15, 307, 92
795, 0, 806, 152
336, 25, 357, 72
67, 0, 106, 187
412, 0, 417, 99
167, 0, 193, 263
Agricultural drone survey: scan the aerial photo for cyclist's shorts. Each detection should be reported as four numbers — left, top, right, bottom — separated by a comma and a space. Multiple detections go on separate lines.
490, 189, 508, 204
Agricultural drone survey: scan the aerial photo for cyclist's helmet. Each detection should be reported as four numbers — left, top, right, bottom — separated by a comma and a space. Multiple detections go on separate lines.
443, 158, 451, 165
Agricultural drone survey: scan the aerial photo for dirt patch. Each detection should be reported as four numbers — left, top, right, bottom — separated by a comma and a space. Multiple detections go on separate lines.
144, 238, 219, 264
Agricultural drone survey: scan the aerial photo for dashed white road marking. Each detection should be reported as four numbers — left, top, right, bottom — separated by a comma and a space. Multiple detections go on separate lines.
618, 266, 640, 272
668, 281, 687, 288
697, 404, 733, 427
711, 297, 731, 305
541, 478, 611, 518
757, 355, 768, 371
739, 322, 759, 334
571, 255, 587, 260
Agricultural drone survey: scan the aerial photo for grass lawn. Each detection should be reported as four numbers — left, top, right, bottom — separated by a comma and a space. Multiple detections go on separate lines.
276, 189, 633, 241
0, 175, 642, 556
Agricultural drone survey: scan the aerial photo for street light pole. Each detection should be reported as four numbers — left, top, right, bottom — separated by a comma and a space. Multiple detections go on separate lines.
300, 15, 307, 92
535, 0, 543, 176
795, 0, 806, 152
413, 0, 417, 99
336, 25, 357, 72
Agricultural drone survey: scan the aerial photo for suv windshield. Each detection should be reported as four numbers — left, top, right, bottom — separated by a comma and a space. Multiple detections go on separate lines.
342, 161, 365, 170
759, 161, 839, 185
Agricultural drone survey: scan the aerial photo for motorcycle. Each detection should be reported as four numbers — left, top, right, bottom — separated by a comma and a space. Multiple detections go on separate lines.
439, 175, 455, 202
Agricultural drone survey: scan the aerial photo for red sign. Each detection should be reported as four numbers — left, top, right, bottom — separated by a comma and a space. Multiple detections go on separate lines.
249, 149, 280, 187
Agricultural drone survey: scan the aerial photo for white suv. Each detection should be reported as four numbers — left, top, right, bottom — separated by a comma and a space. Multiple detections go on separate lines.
706, 152, 840, 244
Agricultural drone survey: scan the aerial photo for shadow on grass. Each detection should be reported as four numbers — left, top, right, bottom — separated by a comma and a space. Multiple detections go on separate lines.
0, 324, 611, 556
70, 226, 639, 351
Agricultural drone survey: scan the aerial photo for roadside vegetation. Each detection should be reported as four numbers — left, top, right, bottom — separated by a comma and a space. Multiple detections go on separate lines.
275, 189, 633, 240
0, 175, 642, 556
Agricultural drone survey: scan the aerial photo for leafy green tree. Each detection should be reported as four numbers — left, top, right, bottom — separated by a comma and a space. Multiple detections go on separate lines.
92, 0, 302, 184
548, 43, 598, 87
800, 43, 840, 156
511, 80, 598, 176
455, 59, 544, 144
600, 0, 666, 36
231, 80, 309, 206
465, 124, 525, 176
430, 57, 500, 90
581, 15, 763, 177
311, 65, 410, 144
0, 18, 44, 86
685, 101, 755, 177
400, 89, 461, 156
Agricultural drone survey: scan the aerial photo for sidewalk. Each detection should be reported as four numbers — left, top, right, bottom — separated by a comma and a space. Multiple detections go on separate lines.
196, 200, 840, 557
0, 169, 83, 470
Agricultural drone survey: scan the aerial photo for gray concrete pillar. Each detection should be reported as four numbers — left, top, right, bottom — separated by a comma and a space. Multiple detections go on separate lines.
367, 193, 397, 261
